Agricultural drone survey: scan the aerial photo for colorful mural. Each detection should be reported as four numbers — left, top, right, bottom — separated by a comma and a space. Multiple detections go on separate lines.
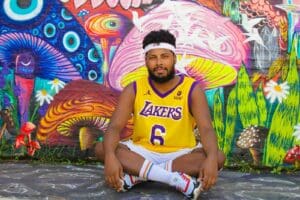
0, 0, 299, 169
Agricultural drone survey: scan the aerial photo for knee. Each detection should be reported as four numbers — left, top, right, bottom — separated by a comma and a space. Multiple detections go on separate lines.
94, 142, 105, 162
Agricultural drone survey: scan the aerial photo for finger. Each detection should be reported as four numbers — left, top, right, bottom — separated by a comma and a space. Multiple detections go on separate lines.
205, 178, 213, 190
106, 177, 114, 188
206, 176, 217, 190
110, 175, 119, 189
198, 168, 204, 182
119, 167, 124, 180
202, 174, 209, 190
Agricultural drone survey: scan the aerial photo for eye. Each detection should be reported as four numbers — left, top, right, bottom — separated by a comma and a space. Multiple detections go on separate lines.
88, 48, 100, 63
63, 31, 80, 53
44, 23, 56, 38
3, 0, 43, 21
147, 56, 156, 61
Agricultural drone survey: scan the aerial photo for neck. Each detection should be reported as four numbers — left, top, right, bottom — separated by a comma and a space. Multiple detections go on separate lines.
150, 75, 180, 93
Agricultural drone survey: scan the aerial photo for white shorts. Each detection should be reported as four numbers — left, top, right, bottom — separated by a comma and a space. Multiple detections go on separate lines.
120, 140, 202, 165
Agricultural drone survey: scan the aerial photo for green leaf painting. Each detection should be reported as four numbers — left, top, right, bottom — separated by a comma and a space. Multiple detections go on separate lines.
255, 83, 267, 127
237, 65, 259, 128
213, 89, 225, 149
263, 34, 300, 166
223, 86, 238, 161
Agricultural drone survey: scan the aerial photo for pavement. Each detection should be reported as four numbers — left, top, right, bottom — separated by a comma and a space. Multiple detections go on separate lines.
0, 162, 299, 200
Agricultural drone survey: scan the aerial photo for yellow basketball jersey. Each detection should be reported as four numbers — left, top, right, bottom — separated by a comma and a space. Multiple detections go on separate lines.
132, 75, 198, 153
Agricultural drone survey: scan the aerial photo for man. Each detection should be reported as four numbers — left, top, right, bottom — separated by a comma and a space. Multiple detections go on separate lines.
94, 29, 225, 199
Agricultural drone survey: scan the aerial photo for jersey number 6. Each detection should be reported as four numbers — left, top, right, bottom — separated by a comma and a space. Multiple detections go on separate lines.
150, 125, 165, 145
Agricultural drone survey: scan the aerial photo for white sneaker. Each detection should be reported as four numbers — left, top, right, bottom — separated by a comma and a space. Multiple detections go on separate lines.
119, 174, 143, 192
172, 172, 202, 200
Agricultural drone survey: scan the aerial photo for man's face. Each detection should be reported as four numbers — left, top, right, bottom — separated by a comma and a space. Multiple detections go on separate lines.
145, 48, 176, 83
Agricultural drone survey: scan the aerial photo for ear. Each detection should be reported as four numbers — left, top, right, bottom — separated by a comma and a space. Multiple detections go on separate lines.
174, 54, 177, 64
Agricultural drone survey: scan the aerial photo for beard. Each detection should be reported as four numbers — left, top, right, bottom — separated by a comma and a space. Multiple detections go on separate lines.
148, 66, 175, 83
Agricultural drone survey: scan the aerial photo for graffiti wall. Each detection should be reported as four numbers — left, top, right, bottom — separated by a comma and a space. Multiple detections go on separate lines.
0, 0, 299, 168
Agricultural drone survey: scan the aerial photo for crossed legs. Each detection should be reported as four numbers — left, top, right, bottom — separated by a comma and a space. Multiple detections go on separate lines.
94, 142, 225, 177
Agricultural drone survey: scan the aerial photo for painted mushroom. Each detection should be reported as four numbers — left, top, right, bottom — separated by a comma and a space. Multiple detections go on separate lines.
0, 32, 81, 126
236, 125, 268, 165
283, 145, 300, 168
36, 79, 133, 149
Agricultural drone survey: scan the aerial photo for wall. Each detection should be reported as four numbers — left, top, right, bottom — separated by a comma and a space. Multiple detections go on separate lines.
0, 0, 299, 169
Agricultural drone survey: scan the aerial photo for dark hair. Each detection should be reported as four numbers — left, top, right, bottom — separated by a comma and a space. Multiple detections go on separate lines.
142, 29, 176, 49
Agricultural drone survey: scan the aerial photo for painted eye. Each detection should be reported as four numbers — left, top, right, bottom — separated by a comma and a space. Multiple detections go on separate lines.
77, 53, 84, 60
63, 31, 80, 52
75, 63, 83, 72
61, 8, 72, 21
104, 19, 120, 30
44, 23, 56, 38
32, 28, 39, 36
58, 22, 65, 29
3, 0, 44, 21
88, 48, 100, 63
85, 13, 124, 37
88, 70, 98, 81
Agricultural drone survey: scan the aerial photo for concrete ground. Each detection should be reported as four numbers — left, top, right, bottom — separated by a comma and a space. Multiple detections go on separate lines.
0, 162, 299, 200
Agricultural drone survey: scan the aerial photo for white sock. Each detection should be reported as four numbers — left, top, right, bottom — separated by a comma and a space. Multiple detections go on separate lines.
139, 159, 189, 189
124, 160, 173, 185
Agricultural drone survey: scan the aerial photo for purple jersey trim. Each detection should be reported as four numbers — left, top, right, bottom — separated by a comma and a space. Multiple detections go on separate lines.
188, 81, 199, 115
148, 74, 184, 98
133, 81, 137, 95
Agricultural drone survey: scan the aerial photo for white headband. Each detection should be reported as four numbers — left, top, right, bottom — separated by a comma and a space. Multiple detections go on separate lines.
144, 42, 176, 53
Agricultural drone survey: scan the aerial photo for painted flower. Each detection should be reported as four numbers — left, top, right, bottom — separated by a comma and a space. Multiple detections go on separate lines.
27, 141, 41, 156
293, 123, 300, 141
15, 134, 26, 149
21, 121, 36, 135
15, 122, 41, 156
264, 80, 290, 103
47, 78, 66, 93
35, 89, 53, 106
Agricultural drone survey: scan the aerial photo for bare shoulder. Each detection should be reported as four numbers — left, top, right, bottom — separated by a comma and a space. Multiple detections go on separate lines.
122, 82, 135, 93
118, 82, 136, 103
191, 81, 206, 98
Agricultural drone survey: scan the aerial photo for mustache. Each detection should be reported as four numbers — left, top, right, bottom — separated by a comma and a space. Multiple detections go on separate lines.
153, 66, 167, 71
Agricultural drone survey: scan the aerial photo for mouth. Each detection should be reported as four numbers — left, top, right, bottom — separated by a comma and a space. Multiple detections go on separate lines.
154, 67, 167, 74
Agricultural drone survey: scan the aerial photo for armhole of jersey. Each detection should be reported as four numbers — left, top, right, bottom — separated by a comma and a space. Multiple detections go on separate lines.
188, 81, 200, 116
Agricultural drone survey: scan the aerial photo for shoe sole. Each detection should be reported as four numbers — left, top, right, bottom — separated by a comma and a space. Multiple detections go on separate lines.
191, 183, 203, 200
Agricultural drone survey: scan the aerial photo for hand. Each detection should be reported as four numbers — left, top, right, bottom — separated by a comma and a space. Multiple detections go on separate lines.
104, 153, 124, 191
198, 156, 218, 191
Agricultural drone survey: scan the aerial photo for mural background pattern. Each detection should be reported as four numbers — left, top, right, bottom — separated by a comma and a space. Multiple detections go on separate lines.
0, 0, 299, 169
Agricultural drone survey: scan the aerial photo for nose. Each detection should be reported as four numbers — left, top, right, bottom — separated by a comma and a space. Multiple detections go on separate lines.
156, 57, 163, 66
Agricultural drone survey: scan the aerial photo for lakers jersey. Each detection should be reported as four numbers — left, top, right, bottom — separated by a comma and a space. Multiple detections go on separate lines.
132, 75, 198, 153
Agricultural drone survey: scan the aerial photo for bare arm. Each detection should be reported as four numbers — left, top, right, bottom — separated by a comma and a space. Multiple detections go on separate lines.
104, 83, 135, 155
103, 83, 135, 190
190, 83, 218, 190
191, 84, 218, 157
